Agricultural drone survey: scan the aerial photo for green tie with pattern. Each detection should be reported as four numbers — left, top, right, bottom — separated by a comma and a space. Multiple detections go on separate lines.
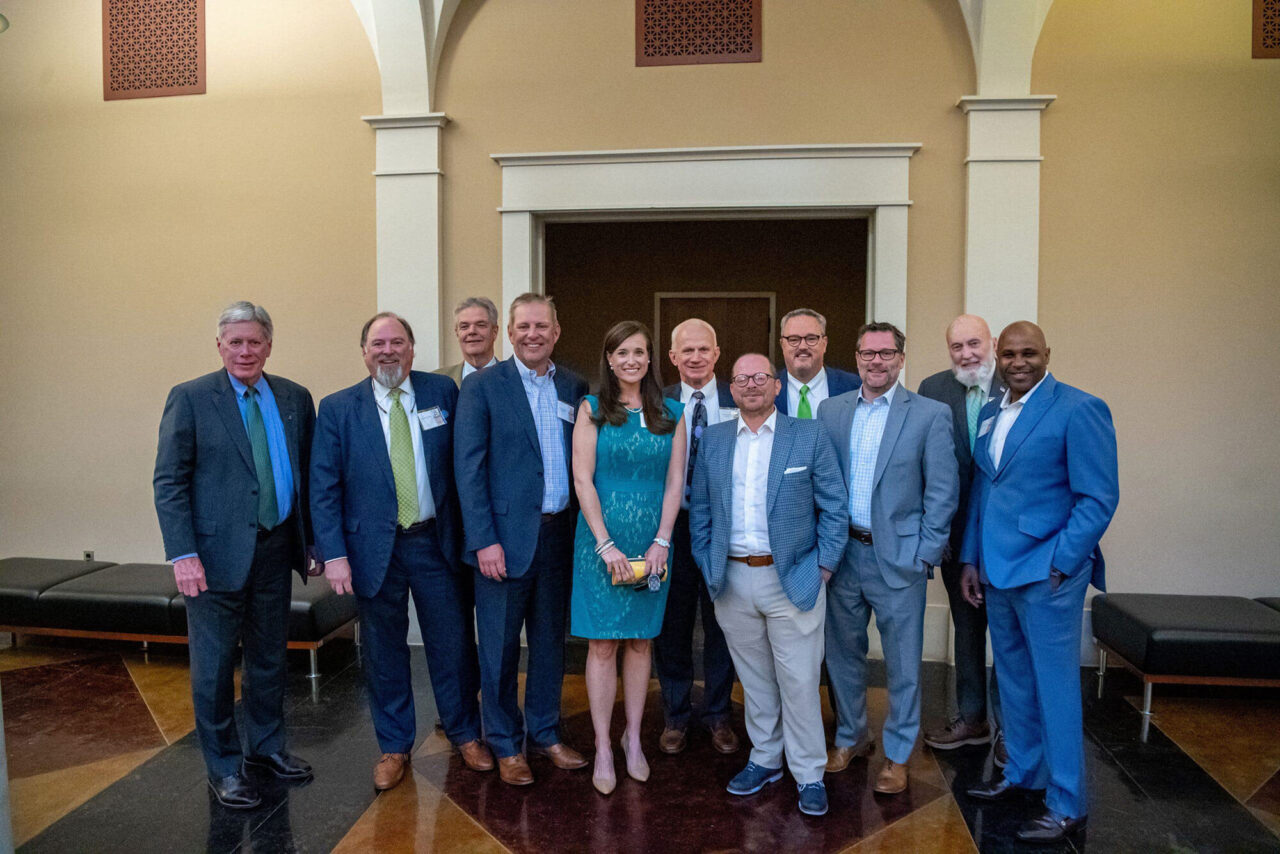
797, 384, 812, 419
244, 387, 277, 529
966, 385, 983, 452
388, 389, 419, 528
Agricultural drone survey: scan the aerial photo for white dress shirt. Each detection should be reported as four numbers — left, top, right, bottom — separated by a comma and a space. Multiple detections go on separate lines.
730, 410, 777, 557
786, 367, 829, 415
679, 377, 727, 436
989, 374, 1048, 469
372, 376, 435, 523
461, 356, 499, 379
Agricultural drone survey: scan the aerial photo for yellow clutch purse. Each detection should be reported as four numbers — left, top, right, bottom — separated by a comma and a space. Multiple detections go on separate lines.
611, 557, 668, 590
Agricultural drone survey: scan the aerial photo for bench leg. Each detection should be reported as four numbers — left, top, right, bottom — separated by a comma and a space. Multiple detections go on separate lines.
1139, 681, 1153, 743
353, 620, 360, 649
308, 649, 319, 680
1096, 647, 1107, 698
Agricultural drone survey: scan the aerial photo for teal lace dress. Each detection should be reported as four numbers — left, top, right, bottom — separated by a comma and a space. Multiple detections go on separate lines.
571, 395, 683, 639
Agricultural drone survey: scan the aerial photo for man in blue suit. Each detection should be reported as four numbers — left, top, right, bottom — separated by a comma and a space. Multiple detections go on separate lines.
310, 312, 489, 791
154, 301, 318, 810
961, 321, 1118, 844
454, 293, 590, 786
816, 321, 958, 796
775, 308, 861, 418
690, 353, 848, 817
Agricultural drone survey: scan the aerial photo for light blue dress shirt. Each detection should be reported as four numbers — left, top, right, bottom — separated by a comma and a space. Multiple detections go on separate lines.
515, 356, 570, 514
228, 371, 295, 523
847, 382, 899, 529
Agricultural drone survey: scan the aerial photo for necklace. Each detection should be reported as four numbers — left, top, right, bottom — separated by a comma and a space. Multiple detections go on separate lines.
624, 404, 643, 413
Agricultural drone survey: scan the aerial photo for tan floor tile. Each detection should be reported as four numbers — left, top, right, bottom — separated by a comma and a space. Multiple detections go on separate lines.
1249, 806, 1280, 840
415, 729, 453, 758
0, 643, 99, 673
844, 795, 977, 853
9, 747, 161, 846
332, 770, 508, 854
123, 653, 241, 745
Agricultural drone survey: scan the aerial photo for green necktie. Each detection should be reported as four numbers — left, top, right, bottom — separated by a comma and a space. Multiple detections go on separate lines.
797, 384, 812, 419
244, 388, 278, 529
966, 386, 983, 452
388, 389, 419, 528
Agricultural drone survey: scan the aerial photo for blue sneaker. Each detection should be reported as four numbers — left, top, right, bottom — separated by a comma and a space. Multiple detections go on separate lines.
726, 761, 783, 795
797, 781, 828, 816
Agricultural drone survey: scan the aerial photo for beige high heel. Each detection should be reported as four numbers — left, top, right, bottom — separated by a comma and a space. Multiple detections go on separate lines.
620, 735, 650, 783
593, 748, 617, 795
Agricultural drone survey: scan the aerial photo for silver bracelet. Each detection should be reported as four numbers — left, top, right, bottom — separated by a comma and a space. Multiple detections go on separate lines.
594, 539, 615, 556
652, 537, 671, 549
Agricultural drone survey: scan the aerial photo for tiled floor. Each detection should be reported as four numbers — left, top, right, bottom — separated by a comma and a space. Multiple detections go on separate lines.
3, 637, 1278, 852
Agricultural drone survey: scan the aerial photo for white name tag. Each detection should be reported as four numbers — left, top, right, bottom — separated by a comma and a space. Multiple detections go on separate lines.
978, 416, 995, 438
557, 400, 576, 424
720, 407, 739, 420
417, 406, 446, 430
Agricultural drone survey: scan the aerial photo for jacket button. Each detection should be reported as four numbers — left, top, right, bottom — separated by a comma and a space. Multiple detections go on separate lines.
248, 523, 256, 530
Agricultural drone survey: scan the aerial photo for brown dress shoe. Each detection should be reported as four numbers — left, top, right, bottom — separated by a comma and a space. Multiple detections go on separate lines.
873, 758, 909, 795
373, 753, 411, 791
458, 739, 495, 772
923, 716, 991, 750
659, 727, 688, 755
710, 722, 740, 754
498, 754, 534, 786
530, 742, 588, 770
825, 735, 875, 772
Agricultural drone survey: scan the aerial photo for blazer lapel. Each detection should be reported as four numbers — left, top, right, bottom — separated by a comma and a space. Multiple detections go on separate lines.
552, 364, 577, 450
718, 429, 735, 523
943, 375, 973, 470
765, 416, 793, 516
872, 388, 909, 489
411, 373, 442, 494
355, 380, 397, 494
503, 359, 542, 454
832, 394, 856, 484
994, 374, 1057, 478
213, 373, 256, 475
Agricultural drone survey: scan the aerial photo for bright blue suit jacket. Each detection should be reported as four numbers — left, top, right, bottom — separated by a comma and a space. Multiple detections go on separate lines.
453, 357, 588, 576
689, 413, 849, 611
309, 371, 463, 599
960, 374, 1119, 590
776, 366, 861, 416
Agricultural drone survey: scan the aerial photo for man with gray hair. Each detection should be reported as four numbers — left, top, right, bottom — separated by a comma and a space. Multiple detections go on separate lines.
436, 296, 500, 387
154, 301, 320, 809
776, 308, 861, 418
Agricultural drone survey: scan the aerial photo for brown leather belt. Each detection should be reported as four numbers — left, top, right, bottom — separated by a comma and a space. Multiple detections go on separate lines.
398, 518, 436, 536
729, 554, 774, 567
848, 526, 874, 546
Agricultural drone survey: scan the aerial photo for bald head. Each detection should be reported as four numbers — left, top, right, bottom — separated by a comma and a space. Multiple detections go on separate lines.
946, 313, 996, 387
669, 318, 721, 389
728, 352, 779, 420
996, 321, 1050, 401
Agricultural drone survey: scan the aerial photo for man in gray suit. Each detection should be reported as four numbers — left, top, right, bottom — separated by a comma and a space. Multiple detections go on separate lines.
917, 314, 1006, 761
816, 321, 958, 796
690, 353, 848, 817
435, 296, 500, 386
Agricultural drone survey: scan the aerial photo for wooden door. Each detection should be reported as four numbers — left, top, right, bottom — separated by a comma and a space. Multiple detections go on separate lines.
655, 292, 775, 382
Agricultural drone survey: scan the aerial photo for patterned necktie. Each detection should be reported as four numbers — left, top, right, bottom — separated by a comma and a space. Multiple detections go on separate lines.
797, 384, 812, 419
685, 390, 707, 502
388, 389, 419, 528
966, 385, 983, 452
244, 388, 278, 529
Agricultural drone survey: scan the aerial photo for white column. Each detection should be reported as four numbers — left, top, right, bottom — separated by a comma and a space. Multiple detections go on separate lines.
958, 96, 1054, 332
361, 113, 448, 368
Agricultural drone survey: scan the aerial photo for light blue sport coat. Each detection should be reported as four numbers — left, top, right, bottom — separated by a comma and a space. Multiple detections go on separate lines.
816, 385, 959, 589
960, 373, 1118, 590
689, 412, 849, 612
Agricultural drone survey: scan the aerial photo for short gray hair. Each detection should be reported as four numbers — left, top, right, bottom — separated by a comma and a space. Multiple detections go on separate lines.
454, 296, 498, 327
781, 308, 827, 333
217, 301, 273, 341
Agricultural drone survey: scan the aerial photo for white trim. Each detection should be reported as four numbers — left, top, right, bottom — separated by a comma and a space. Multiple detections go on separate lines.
361, 112, 449, 130
492, 143, 921, 167
957, 95, 1056, 112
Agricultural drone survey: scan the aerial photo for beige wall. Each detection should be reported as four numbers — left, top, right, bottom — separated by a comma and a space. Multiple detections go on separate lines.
0, 0, 381, 563
1035, 0, 1280, 597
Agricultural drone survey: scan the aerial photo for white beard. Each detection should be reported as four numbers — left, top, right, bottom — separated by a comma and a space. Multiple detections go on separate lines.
374, 364, 407, 389
952, 357, 996, 389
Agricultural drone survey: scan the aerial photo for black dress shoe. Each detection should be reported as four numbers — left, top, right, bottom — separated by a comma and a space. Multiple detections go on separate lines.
966, 775, 1024, 801
1017, 807, 1086, 843
209, 773, 262, 810
243, 751, 314, 781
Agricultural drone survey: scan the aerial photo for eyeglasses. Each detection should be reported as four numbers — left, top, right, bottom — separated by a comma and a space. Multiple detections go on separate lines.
856, 348, 901, 361
731, 372, 776, 387
781, 334, 824, 347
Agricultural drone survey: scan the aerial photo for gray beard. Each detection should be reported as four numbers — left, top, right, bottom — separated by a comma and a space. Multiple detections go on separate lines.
374, 364, 407, 389
952, 358, 996, 389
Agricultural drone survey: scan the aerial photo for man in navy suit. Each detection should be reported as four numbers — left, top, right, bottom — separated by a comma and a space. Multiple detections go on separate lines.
310, 312, 490, 791
154, 301, 317, 810
917, 315, 1007, 760
961, 321, 1118, 844
454, 293, 590, 786
690, 353, 848, 817
775, 308, 861, 418
655, 318, 739, 756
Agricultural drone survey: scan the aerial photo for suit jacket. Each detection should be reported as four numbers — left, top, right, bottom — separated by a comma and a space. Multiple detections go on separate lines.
916, 368, 1007, 560
689, 413, 848, 611
776, 366, 861, 416
309, 371, 463, 599
663, 381, 735, 409
960, 373, 1118, 591
817, 385, 959, 589
454, 356, 588, 576
434, 362, 465, 388
154, 370, 314, 591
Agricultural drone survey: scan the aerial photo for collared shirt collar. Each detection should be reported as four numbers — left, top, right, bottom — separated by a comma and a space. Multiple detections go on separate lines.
462, 356, 499, 378
226, 371, 268, 398
681, 376, 718, 402
857, 381, 899, 407
788, 367, 826, 397
737, 408, 777, 436
371, 374, 414, 407
999, 373, 1048, 410
514, 353, 556, 380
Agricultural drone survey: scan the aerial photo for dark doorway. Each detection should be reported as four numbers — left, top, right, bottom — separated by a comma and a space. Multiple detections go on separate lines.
544, 218, 867, 388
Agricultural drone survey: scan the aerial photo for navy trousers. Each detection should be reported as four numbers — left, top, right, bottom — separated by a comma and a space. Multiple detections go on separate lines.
940, 561, 1002, 728
355, 521, 482, 754
186, 522, 294, 779
653, 510, 735, 729
473, 510, 572, 758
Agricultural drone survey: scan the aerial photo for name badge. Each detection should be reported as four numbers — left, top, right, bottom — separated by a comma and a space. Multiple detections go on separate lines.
978, 416, 995, 438
417, 406, 447, 430
720, 407, 739, 420
557, 400, 576, 424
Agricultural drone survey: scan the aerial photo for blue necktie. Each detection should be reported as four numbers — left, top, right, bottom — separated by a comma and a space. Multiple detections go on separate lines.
685, 390, 707, 502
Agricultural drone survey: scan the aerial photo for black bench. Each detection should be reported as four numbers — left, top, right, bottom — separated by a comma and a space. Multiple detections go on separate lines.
0, 558, 357, 678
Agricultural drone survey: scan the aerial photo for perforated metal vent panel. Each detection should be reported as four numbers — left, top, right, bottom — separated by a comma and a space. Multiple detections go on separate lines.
636, 0, 761, 67
103, 0, 205, 100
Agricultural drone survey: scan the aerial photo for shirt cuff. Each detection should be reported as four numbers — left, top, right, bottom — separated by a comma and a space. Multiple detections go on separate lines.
169, 553, 197, 563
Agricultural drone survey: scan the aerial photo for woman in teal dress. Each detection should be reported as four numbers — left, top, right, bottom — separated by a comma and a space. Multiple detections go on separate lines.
571, 320, 686, 796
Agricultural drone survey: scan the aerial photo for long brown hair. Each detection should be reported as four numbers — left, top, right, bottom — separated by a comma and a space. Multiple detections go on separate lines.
593, 320, 675, 434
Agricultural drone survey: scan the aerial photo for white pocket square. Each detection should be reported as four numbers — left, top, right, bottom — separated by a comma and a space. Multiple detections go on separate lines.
784, 465, 807, 474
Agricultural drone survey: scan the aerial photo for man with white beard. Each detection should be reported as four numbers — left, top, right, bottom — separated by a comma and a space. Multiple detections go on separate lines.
917, 315, 1008, 763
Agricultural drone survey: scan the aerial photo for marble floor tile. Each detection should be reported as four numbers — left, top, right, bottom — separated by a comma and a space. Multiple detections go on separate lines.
844, 794, 977, 853
9, 746, 161, 845
1247, 769, 1280, 840
332, 770, 508, 854
0, 640, 99, 673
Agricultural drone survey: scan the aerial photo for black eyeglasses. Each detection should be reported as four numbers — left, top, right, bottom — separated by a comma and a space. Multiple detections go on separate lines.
856, 348, 901, 361
781, 334, 824, 347
731, 372, 776, 387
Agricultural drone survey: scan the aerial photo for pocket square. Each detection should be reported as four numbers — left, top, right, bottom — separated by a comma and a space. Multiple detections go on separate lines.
784, 465, 807, 474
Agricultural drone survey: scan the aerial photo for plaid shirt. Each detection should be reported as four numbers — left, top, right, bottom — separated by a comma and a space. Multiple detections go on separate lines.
516, 356, 570, 513
848, 383, 898, 529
